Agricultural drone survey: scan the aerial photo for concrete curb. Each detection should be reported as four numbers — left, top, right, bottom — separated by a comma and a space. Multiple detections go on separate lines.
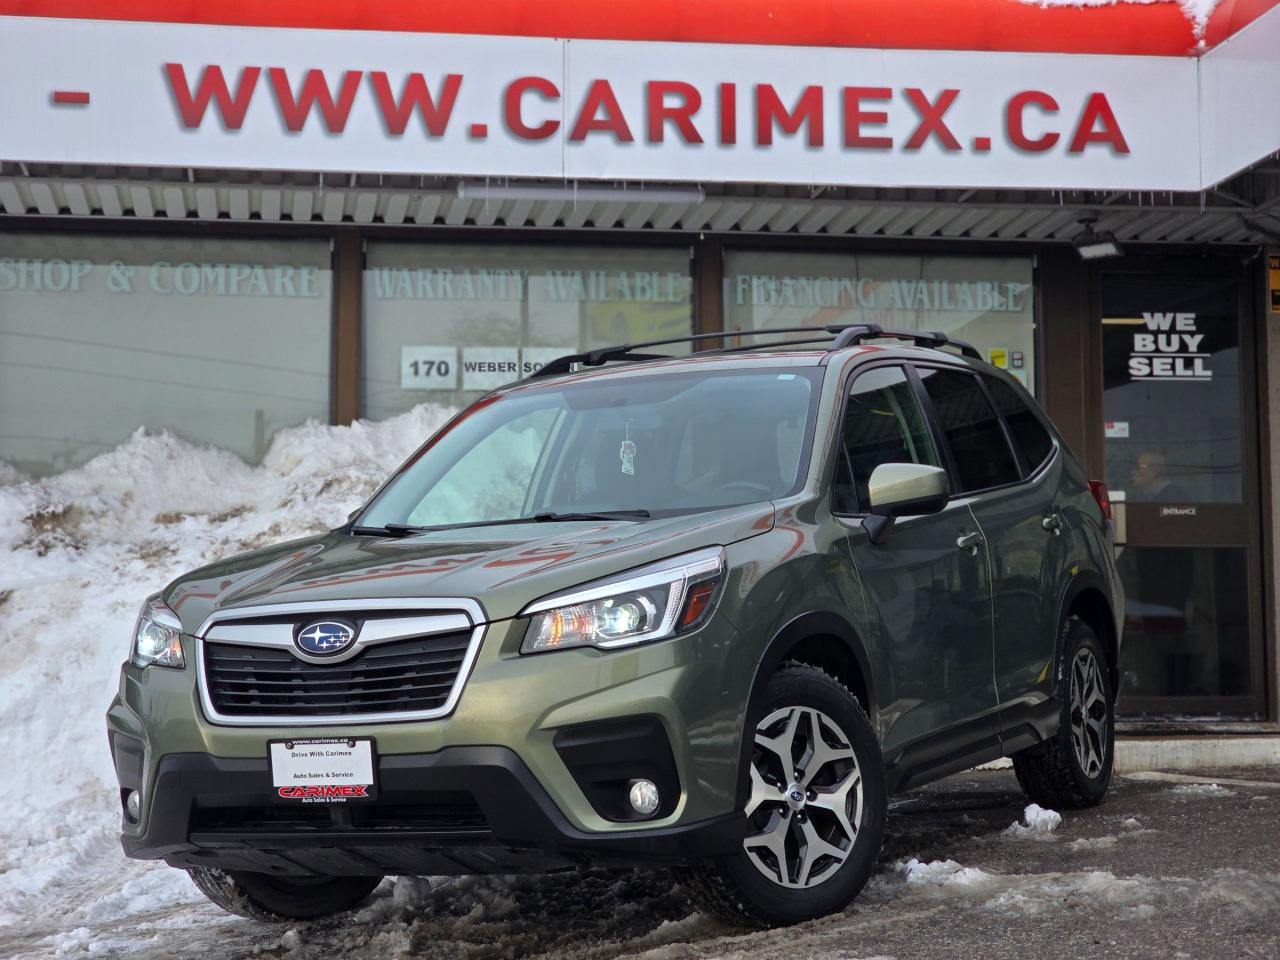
1113, 736, 1280, 774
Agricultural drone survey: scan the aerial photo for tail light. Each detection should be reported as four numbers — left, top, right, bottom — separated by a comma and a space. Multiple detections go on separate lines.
1087, 480, 1112, 521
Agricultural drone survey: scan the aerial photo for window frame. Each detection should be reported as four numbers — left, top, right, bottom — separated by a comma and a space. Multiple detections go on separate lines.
979, 371, 1061, 479
829, 359, 945, 518
906, 360, 1029, 498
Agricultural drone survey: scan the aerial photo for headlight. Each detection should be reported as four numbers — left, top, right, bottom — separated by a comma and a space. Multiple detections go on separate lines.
131, 595, 186, 669
520, 547, 725, 654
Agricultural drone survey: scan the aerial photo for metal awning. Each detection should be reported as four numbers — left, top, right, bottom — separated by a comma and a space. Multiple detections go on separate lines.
2, 159, 1278, 245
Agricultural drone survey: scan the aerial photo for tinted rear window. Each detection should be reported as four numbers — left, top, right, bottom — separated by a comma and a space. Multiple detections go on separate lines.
983, 376, 1055, 471
917, 367, 1020, 492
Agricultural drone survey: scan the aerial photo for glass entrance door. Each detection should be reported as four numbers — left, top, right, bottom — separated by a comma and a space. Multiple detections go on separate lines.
1100, 264, 1264, 717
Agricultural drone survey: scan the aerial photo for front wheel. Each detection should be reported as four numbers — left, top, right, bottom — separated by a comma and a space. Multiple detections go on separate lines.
1013, 617, 1115, 809
188, 867, 383, 921
681, 662, 887, 927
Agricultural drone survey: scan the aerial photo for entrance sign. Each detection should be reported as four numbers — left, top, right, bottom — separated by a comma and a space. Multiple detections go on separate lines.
0, 15, 1217, 190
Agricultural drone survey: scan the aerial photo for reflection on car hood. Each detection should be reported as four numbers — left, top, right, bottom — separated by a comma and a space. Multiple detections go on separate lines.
164, 502, 775, 633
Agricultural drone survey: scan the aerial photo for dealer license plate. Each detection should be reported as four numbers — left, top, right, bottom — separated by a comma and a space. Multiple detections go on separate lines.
268, 737, 376, 802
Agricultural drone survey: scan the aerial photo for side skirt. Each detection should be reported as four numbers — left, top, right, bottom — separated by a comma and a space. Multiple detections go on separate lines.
882, 698, 1060, 795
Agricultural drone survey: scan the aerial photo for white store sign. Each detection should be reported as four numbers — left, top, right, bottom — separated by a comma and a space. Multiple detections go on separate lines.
400, 346, 458, 390
461, 347, 522, 391
402, 346, 572, 391
0, 15, 1238, 191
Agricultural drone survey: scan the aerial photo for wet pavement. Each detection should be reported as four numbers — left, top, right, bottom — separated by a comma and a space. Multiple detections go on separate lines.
7, 767, 1278, 959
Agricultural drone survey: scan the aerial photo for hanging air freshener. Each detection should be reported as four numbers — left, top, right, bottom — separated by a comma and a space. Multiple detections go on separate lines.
619, 422, 636, 476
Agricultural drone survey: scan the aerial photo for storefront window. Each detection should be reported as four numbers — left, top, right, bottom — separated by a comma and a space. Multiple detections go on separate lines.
0, 234, 332, 476
1102, 274, 1242, 504
363, 244, 694, 420
724, 252, 1036, 392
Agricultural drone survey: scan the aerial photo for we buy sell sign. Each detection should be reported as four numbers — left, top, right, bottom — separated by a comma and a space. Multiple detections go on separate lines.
0, 16, 1208, 190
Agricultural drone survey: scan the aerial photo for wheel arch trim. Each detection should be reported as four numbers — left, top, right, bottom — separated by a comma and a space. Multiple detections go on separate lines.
734, 610, 877, 810
1054, 570, 1120, 694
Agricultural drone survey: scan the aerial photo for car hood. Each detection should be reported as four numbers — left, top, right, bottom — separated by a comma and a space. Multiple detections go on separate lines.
163, 502, 775, 633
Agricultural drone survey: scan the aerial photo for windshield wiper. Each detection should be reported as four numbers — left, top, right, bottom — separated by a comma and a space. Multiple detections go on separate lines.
349, 511, 650, 537
348, 523, 431, 537
532, 510, 651, 522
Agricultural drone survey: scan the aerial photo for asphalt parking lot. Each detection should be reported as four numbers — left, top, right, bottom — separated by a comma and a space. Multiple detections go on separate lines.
23, 765, 1273, 960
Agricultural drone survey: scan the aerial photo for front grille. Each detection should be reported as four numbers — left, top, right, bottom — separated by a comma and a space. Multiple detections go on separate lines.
191, 794, 488, 835
204, 630, 472, 719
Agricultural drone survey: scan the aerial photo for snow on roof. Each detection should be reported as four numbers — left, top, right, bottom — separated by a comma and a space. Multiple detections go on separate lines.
1022, 0, 1223, 42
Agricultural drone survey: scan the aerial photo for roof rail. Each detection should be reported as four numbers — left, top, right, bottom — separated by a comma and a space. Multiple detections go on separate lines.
528, 323, 981, 379
829, 324, 983, 360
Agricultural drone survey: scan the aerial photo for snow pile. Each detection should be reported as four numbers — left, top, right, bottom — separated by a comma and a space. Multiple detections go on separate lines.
1171, 783, 1237, 798
0, 405, 456, 934
1194, 869, 1280, 916
1068, 836, 1120, 852
1003, 803, 1063, 839
898, 858, 995, 889
1021, 1, 1223, 41
873, 857, 1158, 919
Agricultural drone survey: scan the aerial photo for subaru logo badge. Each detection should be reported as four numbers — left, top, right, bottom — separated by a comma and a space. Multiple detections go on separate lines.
294, 620, 356, 657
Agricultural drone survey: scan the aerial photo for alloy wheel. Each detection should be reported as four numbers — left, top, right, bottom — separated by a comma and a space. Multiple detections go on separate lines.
1069, 648, 1109, 778
743, 705, 863, 889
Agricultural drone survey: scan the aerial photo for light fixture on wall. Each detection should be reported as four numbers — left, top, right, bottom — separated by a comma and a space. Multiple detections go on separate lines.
456, 181, 705, 206
1072, 216, 1124, 261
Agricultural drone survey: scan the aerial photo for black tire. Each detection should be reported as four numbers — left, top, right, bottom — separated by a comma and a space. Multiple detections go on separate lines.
188, 867, 383, 921
1012, 617, 1115, 810
680, 661, 887, 927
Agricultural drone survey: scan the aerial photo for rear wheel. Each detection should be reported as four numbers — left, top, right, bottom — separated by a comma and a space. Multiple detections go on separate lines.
188, 867, 382, 921
681, 662, 886, 926
1013, 618, 1115, 809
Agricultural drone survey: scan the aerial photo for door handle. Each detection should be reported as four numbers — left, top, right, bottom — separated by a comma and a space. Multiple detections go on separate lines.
956, 531, 983, 553
1042, 514, 1063, 535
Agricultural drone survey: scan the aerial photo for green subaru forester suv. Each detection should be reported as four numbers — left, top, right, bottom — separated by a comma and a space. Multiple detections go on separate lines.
108, 324, 1123, 926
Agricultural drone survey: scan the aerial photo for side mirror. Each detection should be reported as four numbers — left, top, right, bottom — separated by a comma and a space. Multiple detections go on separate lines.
863, 463, 949, 545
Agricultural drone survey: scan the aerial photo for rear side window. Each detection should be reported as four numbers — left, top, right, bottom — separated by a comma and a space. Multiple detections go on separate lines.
833, 366, 940, 513
983, 376, 1055, 471
916, 367, 1020, 492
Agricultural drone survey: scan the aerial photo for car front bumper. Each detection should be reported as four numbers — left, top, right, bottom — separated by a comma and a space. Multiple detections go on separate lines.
113, 744, 743, 874
107, 613, 754, 873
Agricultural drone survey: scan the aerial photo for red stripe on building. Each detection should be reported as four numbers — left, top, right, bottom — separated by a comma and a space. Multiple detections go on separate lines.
1204, 0, 1280, 46
2, 0, 1277, 56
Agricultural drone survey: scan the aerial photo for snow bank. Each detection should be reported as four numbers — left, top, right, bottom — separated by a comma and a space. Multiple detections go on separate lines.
1003, 803, 1063, 839
0, 405, 456, 928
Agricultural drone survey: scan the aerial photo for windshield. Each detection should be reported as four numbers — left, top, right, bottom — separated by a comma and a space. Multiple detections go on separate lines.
359, 367, 822, 529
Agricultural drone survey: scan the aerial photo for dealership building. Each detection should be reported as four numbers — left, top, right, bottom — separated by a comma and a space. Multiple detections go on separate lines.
1, 0, 1279, 730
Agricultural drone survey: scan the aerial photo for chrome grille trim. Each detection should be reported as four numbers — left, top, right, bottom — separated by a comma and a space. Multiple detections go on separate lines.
194, 597, 487, 727
204, 612, 472, 666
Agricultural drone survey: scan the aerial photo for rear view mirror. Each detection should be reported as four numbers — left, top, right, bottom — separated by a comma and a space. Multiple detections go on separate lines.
863, 463, 949, 545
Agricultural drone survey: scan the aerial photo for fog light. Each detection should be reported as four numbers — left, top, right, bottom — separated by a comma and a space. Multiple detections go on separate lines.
628, 779, 660, 817
124, 789, 141, 822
